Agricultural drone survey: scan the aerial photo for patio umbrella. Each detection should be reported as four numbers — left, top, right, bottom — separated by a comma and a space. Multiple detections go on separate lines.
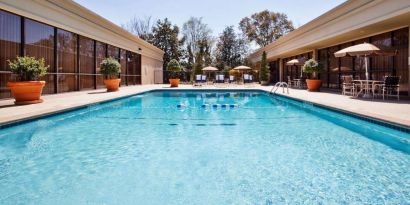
286, 58, 305, 78
202, 66, 218, 71
334, 42, 396, 81
233, 65, 251, 70
202, 66, 219, 80
234, 66, 252, 82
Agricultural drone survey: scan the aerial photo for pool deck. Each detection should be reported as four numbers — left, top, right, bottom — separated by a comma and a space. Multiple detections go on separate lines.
0, 84, 409, 128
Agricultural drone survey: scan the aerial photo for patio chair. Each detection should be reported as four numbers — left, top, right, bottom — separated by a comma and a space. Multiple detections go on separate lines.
380, 76, 401, 100
249, 75, 253, 83
287, 76, 295, 88
341, 75, 355, 96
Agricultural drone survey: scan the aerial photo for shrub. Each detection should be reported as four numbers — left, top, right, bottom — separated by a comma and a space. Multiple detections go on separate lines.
229, 69, 241, 79
167, 59, 182, 79
8, 56, 48, 81
302, 59, 323, 79
100, 57, 121, 79
259, 51, 270, 81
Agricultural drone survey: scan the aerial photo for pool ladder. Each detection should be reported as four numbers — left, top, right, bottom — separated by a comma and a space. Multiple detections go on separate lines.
270, 82, 289, 95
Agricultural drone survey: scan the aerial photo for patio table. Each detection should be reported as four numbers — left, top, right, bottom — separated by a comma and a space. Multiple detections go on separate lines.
353, 79, 384, 98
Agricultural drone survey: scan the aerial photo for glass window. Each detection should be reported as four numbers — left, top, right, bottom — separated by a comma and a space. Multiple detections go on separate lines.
120, 49, 127, 85
57, 29, 77, 92
57, 29, 77, 73
371, 32, 393, 80
79, 36, 95, 90
0, 10, 21, 99
340, 42, 354, 77
393, 27, 409, 94
96, 41, 106, 88
107, 45, 119, 60
328, 46, 340, 88
127, 51, 136, 85
353, 38, 369, 80
318, 49, 328, 87
25, 18, 55, 94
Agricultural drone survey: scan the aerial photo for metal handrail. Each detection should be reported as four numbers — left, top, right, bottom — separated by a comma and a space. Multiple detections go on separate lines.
270, 82, 289, 94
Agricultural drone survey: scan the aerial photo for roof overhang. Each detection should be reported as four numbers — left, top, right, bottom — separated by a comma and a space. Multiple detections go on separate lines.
0, 0, 164, 61
250, 0, 410, 63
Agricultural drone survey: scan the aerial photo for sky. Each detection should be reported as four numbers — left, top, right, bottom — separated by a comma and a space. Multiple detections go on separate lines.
74, 0, 346, 37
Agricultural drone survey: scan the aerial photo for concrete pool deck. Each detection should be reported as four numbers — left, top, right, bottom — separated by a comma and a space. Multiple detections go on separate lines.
0, 84, 409, 128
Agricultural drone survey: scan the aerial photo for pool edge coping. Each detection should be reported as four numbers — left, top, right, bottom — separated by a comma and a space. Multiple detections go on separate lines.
1, 88, 409, 133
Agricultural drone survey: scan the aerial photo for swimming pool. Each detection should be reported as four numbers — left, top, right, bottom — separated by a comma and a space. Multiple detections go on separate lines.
0, 90, 409, 204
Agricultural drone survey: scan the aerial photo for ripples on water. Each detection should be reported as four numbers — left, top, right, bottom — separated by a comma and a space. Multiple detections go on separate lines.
0, 91, 409, 204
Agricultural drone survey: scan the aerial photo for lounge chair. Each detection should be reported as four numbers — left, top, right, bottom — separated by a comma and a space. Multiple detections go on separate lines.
215, 74, 225, 83
229, 75, 235, 84
201, 75, 207, 84
243, 74, 250, 84
193, 74, 202, 86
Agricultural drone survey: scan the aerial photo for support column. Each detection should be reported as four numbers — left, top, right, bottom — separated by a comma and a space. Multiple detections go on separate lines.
408, 26, 410, 96
312, 49, 318, 61
279, 58, 283, 82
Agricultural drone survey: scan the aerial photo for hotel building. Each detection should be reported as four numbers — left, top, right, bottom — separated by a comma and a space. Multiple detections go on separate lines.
0, 0, 164, 99
250, 0, 410, 96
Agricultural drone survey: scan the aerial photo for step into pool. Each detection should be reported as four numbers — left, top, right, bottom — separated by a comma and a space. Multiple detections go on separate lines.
0, 90, 409, 204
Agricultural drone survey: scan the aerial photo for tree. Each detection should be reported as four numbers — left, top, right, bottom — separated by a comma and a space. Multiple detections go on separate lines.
239, 10, 294, 47
215, 26, 249, 69
182, 17, 213, 70
122, 16, 155, 42
259, 51, 269, 82
151, 18, 183, 69
193, 42, 205, 75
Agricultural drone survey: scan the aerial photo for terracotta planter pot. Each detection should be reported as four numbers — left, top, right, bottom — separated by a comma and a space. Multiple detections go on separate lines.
169, 79, 180, 87
260, 81, 270, 86
306, 79, 322, 92
7, 81, 45, 105
103, 79, 121, 92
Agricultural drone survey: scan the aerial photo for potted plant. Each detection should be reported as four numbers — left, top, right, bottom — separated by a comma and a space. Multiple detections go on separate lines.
167, 59, 181, 87
259, 51, 270, 85
100, 57, 121, 92
7, 56, 48, 105
303, 59, 324, 92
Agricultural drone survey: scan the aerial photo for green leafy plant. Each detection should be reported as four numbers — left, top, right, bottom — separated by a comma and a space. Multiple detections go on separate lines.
100, 57, 121, 79
259, 51, 270, 82
302, 59, 323, 79
167, 59, 182, 79
8, 56, 48, 81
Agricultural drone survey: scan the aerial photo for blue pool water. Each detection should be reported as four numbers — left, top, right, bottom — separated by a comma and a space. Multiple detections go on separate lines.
0, 90, 409, 204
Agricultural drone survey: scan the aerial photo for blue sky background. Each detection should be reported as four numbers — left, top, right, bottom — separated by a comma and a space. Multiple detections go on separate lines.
74, 0, 345, 36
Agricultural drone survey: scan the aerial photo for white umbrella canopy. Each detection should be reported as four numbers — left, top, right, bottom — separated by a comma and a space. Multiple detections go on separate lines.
202, 66, 219, 71
286, 58, 305, 78
233, 65, 252, 70
334, 42, 396, 82
286, 58, 305, 65
334, 43, 381, 57
233, 66, 252, 83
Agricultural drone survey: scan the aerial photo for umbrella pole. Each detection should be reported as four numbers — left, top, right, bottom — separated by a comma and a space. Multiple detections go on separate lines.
364, 55, 369, 81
